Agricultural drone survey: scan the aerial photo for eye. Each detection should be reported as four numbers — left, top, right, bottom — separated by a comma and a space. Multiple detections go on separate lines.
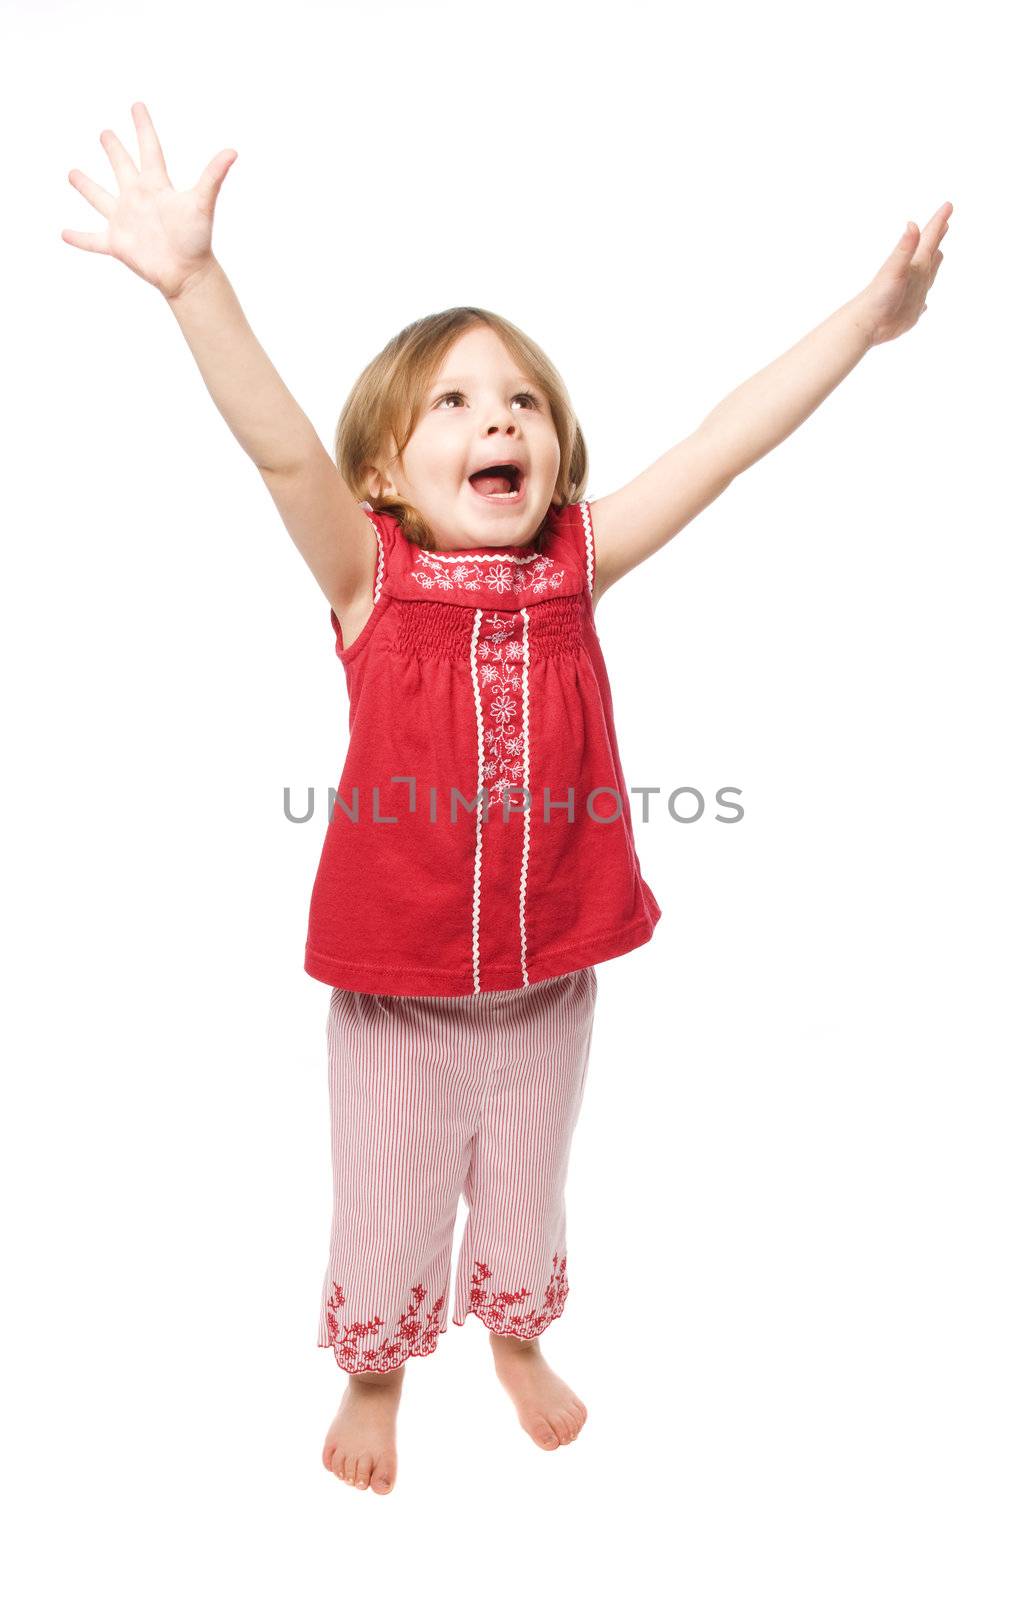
433, 389, 541, 410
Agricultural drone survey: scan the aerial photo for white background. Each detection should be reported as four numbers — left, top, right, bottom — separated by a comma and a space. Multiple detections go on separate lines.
3, 0, 1016, 1594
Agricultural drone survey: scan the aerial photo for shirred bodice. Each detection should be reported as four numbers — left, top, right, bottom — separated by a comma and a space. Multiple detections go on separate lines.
304, 497, 661, 997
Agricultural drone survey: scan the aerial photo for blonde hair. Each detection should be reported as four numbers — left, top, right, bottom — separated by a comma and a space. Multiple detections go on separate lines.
334, 306, 589, 553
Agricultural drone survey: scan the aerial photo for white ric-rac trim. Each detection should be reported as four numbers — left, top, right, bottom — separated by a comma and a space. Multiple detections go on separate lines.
419, 548, 545, 565
359, 500, 386, 602
517, 607, 532, 986
579, 499, 595, 595
467, 607, 533, 992
468, 609, 485, 993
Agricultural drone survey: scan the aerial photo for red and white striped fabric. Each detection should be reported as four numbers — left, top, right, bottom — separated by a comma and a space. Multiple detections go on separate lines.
318, 966, 598, 1374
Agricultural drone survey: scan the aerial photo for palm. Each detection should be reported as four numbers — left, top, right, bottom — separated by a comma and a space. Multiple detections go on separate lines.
62, 102, 236, 298
106, 178, 213, 286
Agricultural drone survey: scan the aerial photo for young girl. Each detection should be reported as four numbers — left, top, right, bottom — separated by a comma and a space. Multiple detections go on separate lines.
63, 103, 951, 1498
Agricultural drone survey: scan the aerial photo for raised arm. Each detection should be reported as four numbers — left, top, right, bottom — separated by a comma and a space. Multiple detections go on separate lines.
589, 204, 953, 607
62, 102, 376, 618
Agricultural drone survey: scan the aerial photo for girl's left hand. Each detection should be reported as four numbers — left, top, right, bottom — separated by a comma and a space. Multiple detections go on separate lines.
856, 202, 953, 346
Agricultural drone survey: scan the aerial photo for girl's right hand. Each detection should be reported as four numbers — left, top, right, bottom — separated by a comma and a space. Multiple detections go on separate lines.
61, 102, 237, 300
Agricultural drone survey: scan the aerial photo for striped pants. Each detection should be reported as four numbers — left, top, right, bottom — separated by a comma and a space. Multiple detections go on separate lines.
317, 966, 598, 1374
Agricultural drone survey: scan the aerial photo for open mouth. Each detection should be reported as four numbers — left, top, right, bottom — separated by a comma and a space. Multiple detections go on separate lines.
468, 463, 525, 503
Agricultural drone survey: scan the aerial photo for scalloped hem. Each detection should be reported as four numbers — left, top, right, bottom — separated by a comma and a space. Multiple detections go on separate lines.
317, 1326, 447, 1375
320, 1278, 448, 1373
451, 1254, 570, 1339
451, 1302, 567, 1340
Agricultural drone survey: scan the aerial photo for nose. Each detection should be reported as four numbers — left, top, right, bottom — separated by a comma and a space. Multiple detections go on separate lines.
483, 394, 521, 436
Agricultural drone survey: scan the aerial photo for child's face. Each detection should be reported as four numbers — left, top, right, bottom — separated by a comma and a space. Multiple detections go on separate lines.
368, 325, 562, 550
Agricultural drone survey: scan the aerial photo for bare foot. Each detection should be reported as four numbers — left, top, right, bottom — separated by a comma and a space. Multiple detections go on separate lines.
488, 1331, 588, 1449
321, 1364, 404, 1494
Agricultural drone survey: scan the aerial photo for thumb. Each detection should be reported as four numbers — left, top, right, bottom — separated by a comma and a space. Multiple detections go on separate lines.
194, 149, 237, 214
880, 221, 917, 277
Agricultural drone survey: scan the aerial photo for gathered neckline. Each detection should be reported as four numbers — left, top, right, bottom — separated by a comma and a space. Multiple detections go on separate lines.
417, 541, 544, 561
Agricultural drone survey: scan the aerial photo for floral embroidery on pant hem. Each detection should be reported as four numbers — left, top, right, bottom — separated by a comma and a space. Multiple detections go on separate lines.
321, 1280, 446, 1374
452, 1254, 569, 1338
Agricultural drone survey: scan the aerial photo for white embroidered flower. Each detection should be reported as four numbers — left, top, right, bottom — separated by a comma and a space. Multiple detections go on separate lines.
410, 547, 569, 597
485, 566, 514, 594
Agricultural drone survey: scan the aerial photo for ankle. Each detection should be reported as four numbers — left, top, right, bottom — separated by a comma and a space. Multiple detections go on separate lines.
489, 1331, 540, 1354
349, 1364, 405, 1389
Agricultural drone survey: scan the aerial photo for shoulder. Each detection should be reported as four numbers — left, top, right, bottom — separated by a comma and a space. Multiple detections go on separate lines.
356, 502, 418, 589
358, 500, 398, 554
542, 498, 597, 600
330, 503, 403, 655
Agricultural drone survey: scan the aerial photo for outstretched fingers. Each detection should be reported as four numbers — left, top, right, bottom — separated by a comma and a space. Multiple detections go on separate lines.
60, 227, 110, 254
98, 124, 138, 188
129, 101, 172, 184
911, 202, 953, 268
67, 167, 116, 221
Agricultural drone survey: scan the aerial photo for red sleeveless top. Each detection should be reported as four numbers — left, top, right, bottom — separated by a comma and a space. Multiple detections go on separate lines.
304, 497, 662, 996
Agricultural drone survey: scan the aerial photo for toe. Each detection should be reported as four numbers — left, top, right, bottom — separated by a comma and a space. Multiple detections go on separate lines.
332, 1454, 348, 1482
354, 1454, 374, 1490
529, 1417, 560, 1449
322, 1441, 337, 1471
371, 1456, 397, 1494
553, 1413, 574, 1444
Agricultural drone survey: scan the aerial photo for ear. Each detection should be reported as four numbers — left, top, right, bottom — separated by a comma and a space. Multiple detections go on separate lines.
364, 443, 406, 499
362, 463, 387, 498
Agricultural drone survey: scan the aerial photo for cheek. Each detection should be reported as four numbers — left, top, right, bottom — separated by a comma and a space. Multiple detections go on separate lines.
405, 436, 459, 487
540, 435, 562, 476
417, 432, 464, 475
